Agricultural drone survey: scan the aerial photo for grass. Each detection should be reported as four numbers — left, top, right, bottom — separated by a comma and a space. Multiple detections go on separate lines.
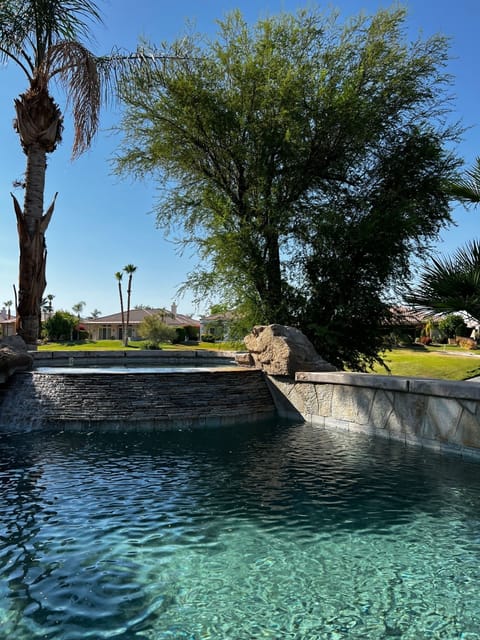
372, 345, 480, 381
38, 339, 243, 352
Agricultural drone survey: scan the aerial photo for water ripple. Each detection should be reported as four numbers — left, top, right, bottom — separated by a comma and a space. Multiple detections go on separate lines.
0, 424, 479, 639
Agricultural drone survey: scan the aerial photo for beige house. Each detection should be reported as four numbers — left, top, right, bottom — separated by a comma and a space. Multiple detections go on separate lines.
82, 305, 200, 341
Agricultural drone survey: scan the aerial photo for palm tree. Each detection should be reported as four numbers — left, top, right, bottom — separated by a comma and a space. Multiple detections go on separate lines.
115, 271, 125, 342
123, 264, 137, 346
448, 157, 480, 205
0, 1, 182, 346
0, 1, 103, 345
72, 300, 86, 339
3, 300, 13, 319
406, 240, 480, 319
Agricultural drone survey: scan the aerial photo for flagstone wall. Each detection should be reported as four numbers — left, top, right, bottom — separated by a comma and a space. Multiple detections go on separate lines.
267, 372, 480, 459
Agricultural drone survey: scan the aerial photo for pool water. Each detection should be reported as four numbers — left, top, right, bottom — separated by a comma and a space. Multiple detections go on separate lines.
1, 422, 479, 639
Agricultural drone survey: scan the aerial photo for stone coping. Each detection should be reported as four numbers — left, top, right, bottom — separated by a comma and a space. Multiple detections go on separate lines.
294, 371, 480, 401
32, 349, 240, 367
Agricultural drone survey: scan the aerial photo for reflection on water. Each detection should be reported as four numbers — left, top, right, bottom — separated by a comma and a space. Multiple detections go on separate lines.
35, 364, 236, 374
0, 422, 479, 639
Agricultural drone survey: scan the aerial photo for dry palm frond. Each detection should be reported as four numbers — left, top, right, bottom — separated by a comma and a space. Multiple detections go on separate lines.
47, 40, 101, 157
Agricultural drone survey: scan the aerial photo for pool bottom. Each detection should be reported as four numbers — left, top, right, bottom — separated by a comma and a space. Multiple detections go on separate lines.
0, 423, 479, 639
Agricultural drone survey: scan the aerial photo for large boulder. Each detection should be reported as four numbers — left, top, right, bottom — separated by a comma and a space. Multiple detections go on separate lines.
242, 324, 336, 376
0, 336, 33, 383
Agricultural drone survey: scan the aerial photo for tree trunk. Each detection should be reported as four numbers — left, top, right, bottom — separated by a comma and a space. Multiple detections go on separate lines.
118, 282, 125, 342
12, 86, 63, 346
125, 276, 133, 347
12, 145, 57, 347
263, 229, 288, 325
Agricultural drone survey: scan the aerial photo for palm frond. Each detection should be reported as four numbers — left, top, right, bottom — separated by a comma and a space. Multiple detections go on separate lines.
406, 239, 480, 317
0, 0, 102, 69
48, 40, 100, 157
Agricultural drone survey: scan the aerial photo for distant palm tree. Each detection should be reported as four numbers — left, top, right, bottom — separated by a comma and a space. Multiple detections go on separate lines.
0, 0, 184, 345
90, 308, 101, 319
406, 240, 480, 319
3, 300, 13, 319
123, 264, 137, 346
448, 157, 480, 205
72, 300, 86, 340
115, 271, 125, 342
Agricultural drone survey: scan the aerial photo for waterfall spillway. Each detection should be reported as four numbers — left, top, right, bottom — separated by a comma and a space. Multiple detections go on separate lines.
0, 369, 277, 432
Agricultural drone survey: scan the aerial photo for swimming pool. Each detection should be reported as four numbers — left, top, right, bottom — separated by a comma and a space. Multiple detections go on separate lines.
1, 422, 479, 639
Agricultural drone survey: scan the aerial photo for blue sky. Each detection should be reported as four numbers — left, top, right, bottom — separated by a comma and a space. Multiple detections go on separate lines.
0, 0, 478, 318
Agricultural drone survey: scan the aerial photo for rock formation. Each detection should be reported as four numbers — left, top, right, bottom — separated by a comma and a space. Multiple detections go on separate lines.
242, 324, 336, 376
0, 335, 33, 383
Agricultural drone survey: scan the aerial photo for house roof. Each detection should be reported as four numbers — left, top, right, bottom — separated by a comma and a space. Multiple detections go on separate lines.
389, 306, 428, 326
391, 306, 480, 329
84, 308, 200, 328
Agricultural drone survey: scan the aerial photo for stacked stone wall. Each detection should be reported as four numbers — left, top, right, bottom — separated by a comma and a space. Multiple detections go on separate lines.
0, 369, 276, 432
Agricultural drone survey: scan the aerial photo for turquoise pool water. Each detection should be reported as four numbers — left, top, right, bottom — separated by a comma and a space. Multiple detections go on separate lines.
0, 422, 479, 639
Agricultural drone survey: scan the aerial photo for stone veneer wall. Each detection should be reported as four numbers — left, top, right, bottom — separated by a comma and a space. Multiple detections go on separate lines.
0, 369, 276, 432
266, 371, 480, 459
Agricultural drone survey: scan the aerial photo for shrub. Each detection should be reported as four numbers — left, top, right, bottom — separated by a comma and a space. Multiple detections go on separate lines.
44, 311, 77, 341
185, 325, 199, 340
138, 314, 176, 347
144, 341, 162, 350
438, 314, 468, 339
419, 336, 432, 345
456, 337, 477, 350
173, 327, 186, 344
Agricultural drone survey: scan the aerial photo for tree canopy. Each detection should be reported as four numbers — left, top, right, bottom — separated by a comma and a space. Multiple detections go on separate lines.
115, 7, 461, 369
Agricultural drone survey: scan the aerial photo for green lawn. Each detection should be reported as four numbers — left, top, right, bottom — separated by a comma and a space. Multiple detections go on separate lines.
38, 340, 242, 352
372, 346, 480, 381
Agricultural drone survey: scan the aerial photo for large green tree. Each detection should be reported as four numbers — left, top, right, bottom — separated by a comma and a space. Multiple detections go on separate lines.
0, 1, 178, 346
115, 7, 461, 369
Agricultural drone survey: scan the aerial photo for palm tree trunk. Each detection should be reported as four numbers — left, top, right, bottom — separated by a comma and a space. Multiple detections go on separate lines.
12, 85, 62, 347
117, 282, 125, 342
12, 143, 57, 347
125, 277, 132, 347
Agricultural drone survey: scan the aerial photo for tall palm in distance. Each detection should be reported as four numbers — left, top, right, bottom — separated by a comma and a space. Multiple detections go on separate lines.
3, 300, 13, 320
0, 0, 184, 346
115, 271, 125, 343
72, 300, 86, 340
123, 264, 137, 346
